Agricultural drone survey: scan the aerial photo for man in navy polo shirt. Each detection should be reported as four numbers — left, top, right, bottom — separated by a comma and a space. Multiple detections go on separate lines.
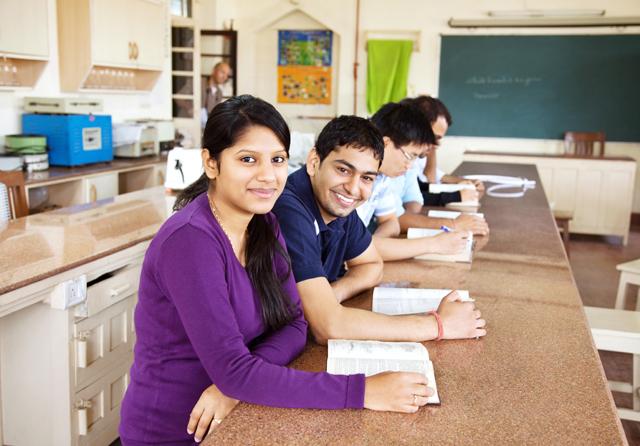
273, 116, 486, 345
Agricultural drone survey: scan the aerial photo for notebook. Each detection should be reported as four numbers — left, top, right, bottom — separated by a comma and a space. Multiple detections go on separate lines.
327, 339, 440, 404
406, 228, 474, 263
428, 183, 476, 193
427, 209, 484, 219
372, 287, 472, 315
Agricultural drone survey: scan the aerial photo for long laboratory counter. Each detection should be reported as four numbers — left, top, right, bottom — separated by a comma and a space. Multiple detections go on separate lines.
203, 162, 625, 445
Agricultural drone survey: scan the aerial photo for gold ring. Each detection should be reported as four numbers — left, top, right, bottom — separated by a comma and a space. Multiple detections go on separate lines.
213, 418, 223, 424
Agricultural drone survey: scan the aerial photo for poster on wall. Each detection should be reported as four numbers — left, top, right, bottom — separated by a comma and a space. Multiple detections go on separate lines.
277, 30, 332, 104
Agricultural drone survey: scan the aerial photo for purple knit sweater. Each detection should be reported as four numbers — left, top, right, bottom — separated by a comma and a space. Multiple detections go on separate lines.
119, 193, 365, 445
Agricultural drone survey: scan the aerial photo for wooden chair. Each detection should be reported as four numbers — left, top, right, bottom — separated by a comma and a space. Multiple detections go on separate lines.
553, 209, 573, 256
563, 131, 606, 157
0, 171, 29, 219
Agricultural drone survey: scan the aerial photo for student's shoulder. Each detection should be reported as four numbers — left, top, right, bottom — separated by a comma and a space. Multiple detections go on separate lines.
273, 188, 316, 225
152, 195, 222, 253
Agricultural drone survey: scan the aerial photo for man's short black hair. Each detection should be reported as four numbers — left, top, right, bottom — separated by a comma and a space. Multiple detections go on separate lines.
370, 102, 435, 147
315, 115, 385, 163
400, 95, 453, 126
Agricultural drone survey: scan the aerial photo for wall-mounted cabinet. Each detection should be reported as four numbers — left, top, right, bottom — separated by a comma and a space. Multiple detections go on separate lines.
57, 0, 167, 92
0, 0, 49, 88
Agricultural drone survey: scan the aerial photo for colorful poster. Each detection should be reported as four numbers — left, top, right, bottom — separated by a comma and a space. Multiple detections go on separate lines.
277, 30, 332, 104
278, 65, 331, 104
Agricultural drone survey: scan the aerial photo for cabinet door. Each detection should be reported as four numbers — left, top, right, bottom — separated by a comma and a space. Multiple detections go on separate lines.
85, 173, 118, 202
73, 295, 136, 390
133, 0, 166, 69
0, 0, 49, 58
74, 359, 131, 446
90, 0, 135, 67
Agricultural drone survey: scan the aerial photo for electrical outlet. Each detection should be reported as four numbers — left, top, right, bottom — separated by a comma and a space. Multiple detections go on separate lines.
50, 276, 88, 310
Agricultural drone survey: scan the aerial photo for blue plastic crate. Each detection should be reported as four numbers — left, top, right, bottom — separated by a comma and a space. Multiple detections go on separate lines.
22, 114, 113, 166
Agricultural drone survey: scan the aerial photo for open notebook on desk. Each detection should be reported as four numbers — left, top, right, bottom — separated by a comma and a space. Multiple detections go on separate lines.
372, 287, 472, 315
327, 340, 440, 404
406, 228, 474, 263
427, 209, 484, 219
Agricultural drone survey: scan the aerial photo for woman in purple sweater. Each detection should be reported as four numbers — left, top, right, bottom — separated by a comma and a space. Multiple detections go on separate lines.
119, 95, 432, 445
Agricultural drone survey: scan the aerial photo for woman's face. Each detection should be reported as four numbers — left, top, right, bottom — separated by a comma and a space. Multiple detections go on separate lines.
204, 125, 289, 216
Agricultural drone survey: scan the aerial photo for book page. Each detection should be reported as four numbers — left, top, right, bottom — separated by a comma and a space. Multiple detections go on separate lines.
372, 287, 472, 315
406, 228, 474, 263
427, 209, 485, 219
327, 340, 439, 404
429, 183, 476, 193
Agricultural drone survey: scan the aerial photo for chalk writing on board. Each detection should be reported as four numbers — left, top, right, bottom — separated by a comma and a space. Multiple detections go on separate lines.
473, 93, 500, 100
465, 76, 542, 87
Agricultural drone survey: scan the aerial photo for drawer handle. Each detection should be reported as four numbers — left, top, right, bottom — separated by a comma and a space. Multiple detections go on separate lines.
77, 337, 87, 368
76, 399, 92, 436
110, 283, 132, 298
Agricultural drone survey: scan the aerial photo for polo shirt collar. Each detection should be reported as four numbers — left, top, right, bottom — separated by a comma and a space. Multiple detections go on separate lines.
288, 169, 347, 234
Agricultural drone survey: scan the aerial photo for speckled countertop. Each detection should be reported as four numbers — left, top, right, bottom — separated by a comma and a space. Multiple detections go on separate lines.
0, 186, 174, 296
203, 163, 626, 446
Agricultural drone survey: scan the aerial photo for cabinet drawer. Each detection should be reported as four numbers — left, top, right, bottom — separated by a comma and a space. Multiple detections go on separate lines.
74, 359, 131, 446
76, 261, 142, 318
74, 295, 136, 390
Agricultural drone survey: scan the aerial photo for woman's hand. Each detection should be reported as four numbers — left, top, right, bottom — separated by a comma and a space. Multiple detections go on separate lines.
364, 371, 434, 413
187, 384, 239, 443
437, 291, 487, 339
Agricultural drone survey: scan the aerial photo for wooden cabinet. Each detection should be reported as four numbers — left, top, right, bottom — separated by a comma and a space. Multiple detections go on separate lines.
463, 152, 636, 244
0, 0, 49, 88
57, 0, 167, 91
0, 244, 146, 446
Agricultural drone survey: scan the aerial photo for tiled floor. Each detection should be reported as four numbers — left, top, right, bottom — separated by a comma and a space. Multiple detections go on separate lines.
569, 228, 640, 445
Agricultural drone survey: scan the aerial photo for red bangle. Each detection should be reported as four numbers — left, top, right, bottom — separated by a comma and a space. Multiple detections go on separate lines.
427, 310, 443, 341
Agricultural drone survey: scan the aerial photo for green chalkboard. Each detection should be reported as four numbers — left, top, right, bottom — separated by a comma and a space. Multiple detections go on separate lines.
438, 35, 640, 142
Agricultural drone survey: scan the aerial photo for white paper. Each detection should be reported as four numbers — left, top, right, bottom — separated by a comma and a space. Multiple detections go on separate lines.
427, 210, 485, 219
428, 183, 476, 193
406, 228, 473, 263
327, 340, 439, 404
372, 287, 472, 315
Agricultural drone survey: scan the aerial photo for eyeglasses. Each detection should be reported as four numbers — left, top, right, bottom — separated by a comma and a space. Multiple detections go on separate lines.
398, 146, 420, 161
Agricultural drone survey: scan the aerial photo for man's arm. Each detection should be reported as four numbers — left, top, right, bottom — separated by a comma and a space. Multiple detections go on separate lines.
399, 203, 489, 236
298, 276, 439, 345
424, 151, 438, 184
330, 242, 383, 304
372, 212, 401, 238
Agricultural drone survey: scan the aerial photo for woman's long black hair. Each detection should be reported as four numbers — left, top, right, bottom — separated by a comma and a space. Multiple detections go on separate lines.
174, 95, 295, 332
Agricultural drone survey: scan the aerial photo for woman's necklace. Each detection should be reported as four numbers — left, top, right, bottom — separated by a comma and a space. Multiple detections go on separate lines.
207, 194, 233, 245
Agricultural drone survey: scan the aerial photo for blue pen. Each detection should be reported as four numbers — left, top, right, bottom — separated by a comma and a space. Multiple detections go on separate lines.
440, 225, 453, 232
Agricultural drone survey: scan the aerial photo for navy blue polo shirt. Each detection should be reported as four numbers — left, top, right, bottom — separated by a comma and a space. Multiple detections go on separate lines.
273, 168, 372, 283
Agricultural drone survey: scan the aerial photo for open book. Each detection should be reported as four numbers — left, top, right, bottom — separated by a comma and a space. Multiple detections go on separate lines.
327, 340, 440, 404
427, 209, 485, 219
428, 183, 475, 194
372, 287, 472, 315
445, 200, 480, 211
406, 228, 474, 263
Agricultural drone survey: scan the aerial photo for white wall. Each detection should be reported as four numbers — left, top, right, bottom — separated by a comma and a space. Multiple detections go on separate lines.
204, 0, 640, 210
0, 0, 172, 147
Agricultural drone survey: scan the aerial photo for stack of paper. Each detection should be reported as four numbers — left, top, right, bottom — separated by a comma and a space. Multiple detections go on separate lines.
372, 287, 472, 315
428, 183, 475, 193
406, 228, 474, 263
327, 339, 440, 404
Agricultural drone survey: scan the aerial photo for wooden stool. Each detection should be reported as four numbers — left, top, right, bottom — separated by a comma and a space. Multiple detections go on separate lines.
585, 306, 640, 421
553, 210, 573, 256
615, 259, 640, 310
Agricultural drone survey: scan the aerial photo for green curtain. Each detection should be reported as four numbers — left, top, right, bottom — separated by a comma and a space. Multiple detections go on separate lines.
366, 39, 413, 114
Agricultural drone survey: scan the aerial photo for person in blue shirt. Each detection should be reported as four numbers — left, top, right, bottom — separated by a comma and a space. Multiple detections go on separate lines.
359, 102, 471, 261
272, 115, 486, 345
397, 96, 489, 236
